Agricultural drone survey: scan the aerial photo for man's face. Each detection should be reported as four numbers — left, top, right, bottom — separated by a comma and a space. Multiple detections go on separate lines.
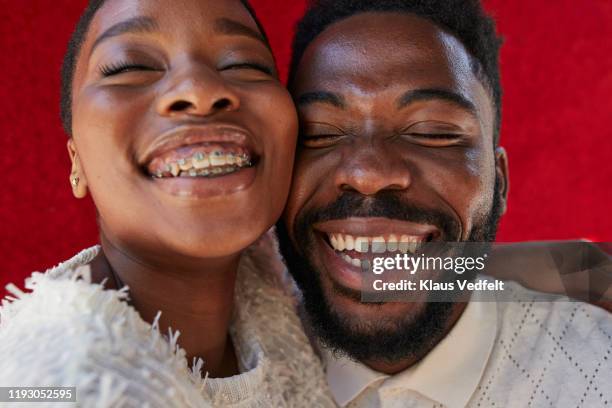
280, 12, 508, 363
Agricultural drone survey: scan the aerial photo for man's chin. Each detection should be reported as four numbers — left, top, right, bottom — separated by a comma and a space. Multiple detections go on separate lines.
307, 291, 455, 363
318, 263, 430, 328
294, 256, 455, 363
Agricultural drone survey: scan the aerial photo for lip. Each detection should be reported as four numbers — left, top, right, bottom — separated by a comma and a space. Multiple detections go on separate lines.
141, 124, 260, 167
314, 217, 440, 238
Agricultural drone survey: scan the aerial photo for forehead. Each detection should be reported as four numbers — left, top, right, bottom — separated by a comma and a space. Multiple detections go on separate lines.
90, 0, 256, 42
293, 12, 492, 123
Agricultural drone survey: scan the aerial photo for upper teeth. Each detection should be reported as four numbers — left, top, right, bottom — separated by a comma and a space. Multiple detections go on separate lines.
328, 233, 423, 254
153, 151, 251, 178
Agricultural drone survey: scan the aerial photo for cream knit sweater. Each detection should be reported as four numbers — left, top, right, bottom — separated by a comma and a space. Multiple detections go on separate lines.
0, 233, 337, 408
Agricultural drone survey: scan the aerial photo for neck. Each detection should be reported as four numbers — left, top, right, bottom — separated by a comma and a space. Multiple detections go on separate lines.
363, 301, 469, 375
95, 234, 240, 378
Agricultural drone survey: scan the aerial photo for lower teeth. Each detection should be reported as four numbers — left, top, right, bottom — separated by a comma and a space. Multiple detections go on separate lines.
339, 252, 370, 269
187, 167, 238, 177
153, 166, 242, 178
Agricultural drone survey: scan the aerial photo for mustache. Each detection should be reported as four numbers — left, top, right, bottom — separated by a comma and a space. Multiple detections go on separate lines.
296, 191, 461, 240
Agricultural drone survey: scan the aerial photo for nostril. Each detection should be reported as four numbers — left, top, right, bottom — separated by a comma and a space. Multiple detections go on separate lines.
387, 183, 408, 191
212, 98, 232, 111
340, 183, 358, 193
169, 100, 193, 112
163, 96, 236, 116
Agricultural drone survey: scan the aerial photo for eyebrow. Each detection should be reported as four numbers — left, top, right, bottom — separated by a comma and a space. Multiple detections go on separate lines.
214, 18, 269, 48
397, 88, 478, 115
296, 91, 346, 109
91, 17, 159, 54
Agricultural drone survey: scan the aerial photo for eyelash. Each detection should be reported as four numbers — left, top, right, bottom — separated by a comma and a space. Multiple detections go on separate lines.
300, 134, 345, 148
304, 134, 459, 140
223, 62, 274, 75
408, 133, 461, 139
99, 61, 273, 77
99, 61, 155, 77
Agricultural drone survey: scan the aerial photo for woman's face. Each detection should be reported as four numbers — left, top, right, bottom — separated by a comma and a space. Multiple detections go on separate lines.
70, 0, 297, 260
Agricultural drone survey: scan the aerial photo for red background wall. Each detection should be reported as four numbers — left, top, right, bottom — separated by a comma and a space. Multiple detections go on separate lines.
1, 0, 610, 293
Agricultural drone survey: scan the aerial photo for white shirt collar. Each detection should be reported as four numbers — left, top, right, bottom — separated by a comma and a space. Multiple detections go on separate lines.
323, 290, 498, 408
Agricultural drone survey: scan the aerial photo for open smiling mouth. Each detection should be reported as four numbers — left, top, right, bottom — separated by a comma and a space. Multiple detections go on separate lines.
312, 218, 441, 291
140, 126, 261, 198
145, 143, 255, 179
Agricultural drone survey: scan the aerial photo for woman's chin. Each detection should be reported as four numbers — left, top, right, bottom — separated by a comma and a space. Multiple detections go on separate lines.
167, 225, 269, 259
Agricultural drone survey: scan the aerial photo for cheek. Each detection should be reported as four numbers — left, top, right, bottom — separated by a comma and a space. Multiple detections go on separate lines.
423, 146, 496, 233
71, 88, 163, 244
74, 86, 152, 134
245, 83, 298, 213
72, 88, 149, 193
248, 83, 298, 151
283, 147, 335, 235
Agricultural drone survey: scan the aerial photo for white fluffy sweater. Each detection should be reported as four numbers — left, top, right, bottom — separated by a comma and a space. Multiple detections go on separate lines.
0, 234, 336, 408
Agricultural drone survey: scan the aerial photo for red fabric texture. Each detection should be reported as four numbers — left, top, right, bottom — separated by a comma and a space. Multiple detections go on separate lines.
0, 0, 610, 293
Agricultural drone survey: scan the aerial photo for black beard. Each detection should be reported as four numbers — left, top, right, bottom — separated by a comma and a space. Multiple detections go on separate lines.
276, 177, 503, 364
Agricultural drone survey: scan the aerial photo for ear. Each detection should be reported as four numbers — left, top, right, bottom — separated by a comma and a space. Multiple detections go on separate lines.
495, 146, 509, 214
67, 138, 88, 199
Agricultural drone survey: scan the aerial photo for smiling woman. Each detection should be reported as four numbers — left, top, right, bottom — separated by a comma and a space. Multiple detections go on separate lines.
0, 0, 335, 406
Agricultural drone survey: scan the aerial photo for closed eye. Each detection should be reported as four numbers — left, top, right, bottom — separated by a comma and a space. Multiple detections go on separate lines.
407, 133, 461, 139
300, 134, 345, 148
99, 62, 159, 77
401, 133, 465, 147
221, 62, 274, 76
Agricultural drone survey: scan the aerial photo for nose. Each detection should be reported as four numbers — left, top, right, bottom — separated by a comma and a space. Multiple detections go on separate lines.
334, 143, 412, 196
157, 64, 240, 117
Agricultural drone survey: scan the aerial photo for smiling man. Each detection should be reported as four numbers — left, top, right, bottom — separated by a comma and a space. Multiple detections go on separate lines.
276, 0, 612, 407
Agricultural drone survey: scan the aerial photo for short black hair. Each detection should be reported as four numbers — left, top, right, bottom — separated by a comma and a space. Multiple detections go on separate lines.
60, 0, 270, 136
289, 0, 503, 144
